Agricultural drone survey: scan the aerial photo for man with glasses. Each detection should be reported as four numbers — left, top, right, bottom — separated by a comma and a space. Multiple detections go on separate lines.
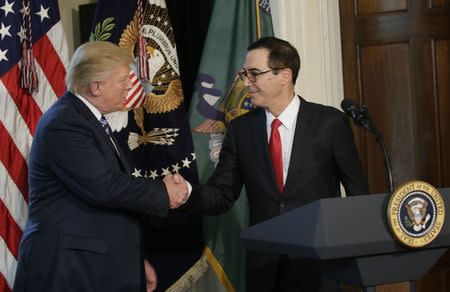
182, 36, 368, 291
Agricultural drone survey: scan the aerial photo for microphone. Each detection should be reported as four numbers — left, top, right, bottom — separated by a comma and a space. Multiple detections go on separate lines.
341, 98, 394, 193
340, 99, 374, 134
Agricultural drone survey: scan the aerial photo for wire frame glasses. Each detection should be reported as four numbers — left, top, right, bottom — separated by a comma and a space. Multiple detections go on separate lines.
238, 68, 281, 83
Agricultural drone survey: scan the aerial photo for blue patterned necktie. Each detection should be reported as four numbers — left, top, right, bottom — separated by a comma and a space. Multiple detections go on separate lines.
99, 115, 121, 156
99, 115, 110, 135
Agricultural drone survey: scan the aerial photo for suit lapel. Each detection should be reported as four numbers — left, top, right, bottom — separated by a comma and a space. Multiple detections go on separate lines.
251, 109, 281, 198
284, 96, 312, 194
109, 132, 131, 173
66, 92, 131, 174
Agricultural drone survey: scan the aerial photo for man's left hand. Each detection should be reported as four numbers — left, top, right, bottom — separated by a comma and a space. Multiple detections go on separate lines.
144, 259, 157, 292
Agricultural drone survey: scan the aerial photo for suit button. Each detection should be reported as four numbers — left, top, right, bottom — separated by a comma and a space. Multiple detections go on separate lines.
280, 201, 285, 208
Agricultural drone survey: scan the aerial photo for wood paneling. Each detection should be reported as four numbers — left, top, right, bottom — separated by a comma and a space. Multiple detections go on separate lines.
416, 249, 450, 291
360, 43, 414, 192
409, 38, 441, 185
429, 0, 449, 8
377, 282, 410, 292
340, 0, 449, 291
340, 0, 449, 191
436, 40, 450, 186
357, 0, 408, 15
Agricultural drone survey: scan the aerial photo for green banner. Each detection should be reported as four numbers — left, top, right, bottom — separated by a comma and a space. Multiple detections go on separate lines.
189, 1, 273, 291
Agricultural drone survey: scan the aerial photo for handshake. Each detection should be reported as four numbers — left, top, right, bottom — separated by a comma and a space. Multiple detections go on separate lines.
163, 173, 190, 209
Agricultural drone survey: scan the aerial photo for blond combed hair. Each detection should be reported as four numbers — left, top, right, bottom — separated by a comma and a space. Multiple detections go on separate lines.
66, 41, 132, 94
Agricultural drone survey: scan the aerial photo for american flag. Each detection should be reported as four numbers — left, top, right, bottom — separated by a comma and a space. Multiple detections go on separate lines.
0, 0, 68, 290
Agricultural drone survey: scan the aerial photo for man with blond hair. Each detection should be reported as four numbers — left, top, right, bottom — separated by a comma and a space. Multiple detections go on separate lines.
13, 41, 188, 292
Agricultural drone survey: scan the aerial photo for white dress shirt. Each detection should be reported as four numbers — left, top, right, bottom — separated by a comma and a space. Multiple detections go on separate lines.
265, 96, 300, 185
186, 96, 301, 197
76, 94, 120, 155
76, 94, 102, 121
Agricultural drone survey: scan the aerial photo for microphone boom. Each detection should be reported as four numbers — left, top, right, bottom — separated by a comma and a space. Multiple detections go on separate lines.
340, 98, 394, 193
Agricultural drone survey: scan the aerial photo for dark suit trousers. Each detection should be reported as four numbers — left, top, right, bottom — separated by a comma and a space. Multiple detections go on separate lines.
246, 252, 339, 292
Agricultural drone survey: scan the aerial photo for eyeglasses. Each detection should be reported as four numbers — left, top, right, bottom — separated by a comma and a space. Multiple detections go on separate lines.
238, 68, 280, 83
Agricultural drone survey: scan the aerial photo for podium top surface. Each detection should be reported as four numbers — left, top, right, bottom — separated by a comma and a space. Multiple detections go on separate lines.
241, 188, 450, 259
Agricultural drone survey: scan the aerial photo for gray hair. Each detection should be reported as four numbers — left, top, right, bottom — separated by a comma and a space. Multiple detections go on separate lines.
65, 41, 132, 93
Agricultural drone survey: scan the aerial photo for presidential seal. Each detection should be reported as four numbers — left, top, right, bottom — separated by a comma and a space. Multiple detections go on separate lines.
387, 181, 445, 248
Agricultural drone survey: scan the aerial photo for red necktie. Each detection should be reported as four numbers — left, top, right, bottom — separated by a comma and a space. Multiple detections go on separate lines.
269, 119, 283, 193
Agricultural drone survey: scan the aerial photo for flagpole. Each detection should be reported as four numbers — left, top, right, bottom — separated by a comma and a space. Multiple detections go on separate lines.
255, 0, 261, 39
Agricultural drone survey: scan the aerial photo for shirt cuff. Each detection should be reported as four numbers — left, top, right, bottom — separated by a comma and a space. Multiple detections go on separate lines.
186, 180, 192, 197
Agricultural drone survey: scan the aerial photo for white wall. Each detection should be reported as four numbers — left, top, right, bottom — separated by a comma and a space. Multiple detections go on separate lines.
58, 0, 96, 57
271, 0, 344, 109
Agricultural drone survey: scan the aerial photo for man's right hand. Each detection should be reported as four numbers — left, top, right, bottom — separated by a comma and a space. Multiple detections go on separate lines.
163, 174, 188, 209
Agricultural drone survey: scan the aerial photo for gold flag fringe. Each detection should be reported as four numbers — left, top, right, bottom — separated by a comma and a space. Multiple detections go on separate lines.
165, 246, 235, 292
165, 248, 209, 292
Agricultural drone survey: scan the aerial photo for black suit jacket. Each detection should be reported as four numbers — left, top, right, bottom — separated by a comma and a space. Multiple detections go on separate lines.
13, 92, 170, 292
188, 96, 368, 291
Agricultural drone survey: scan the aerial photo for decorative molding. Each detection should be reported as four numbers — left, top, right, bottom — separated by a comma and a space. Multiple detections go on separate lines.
319, 0, 345, 109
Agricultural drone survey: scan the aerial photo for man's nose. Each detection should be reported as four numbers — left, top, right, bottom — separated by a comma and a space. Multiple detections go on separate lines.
126, 78, 133, 90
243, 76, 253, 87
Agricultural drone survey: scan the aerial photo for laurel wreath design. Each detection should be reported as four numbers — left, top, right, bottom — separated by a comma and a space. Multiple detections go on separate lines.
89, 17, 115, 41
403, 216, 413, 227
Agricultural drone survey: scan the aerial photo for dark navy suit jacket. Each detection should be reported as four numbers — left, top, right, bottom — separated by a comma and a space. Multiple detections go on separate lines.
13, 92, 170, 292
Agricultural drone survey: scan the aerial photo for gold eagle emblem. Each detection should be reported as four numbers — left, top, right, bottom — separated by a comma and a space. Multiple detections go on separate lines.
119, 11, 183, 114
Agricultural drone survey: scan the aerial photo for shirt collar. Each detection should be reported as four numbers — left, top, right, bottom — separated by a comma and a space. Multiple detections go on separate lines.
265, 95, 301, 130
76, 94, 102, 122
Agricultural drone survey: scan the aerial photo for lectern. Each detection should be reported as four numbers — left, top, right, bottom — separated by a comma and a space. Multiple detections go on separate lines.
241, 188, 450, 292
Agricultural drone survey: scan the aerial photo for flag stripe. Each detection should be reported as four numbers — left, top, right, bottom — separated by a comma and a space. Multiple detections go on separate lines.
0, 273, 10, 292
126, 87, 144, 108
1, 66, 43, 136
124, 74, 144, 108
0, 235, 17, 290
32, 60, 59, 113
0, 199, 22, 258
131, 91, 144, 108
33, 34, 66, 97
46, 22, 69, 73
124, 82, 141, 104
0, 1, 68, 290
0, 123, 29, 202
0, 161, 29, 231
0, 82, 33, 164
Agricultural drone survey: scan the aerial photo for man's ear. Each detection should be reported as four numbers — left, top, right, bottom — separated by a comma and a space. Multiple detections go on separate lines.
281, 68, 292, 86
89, 81, 101, 96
